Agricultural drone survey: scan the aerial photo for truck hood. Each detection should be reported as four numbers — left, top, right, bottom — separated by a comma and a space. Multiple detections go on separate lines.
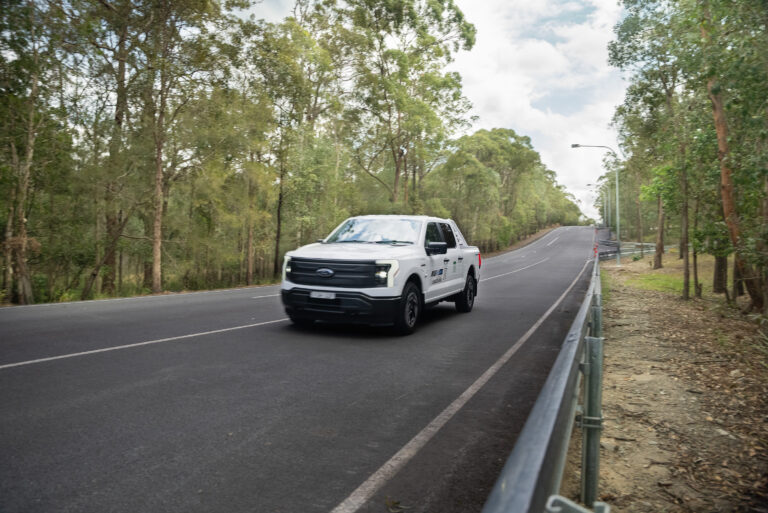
287, 242, 419, 261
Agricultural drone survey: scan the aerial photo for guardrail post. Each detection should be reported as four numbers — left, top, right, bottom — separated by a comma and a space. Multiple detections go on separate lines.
580, 336, 604, 507
546, 495, 610, 513
591, 294, 602, 339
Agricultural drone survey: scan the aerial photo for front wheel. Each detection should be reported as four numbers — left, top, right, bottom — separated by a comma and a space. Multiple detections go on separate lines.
393, 282, 421, 335
455, 274, 476, 313
288, 314, 314, 328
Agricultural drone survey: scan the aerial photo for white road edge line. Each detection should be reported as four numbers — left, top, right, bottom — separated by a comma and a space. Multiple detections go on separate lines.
0, 318, 289, 371
252, 294, 280, 299
546, 236, 560, 247
479, 257, 549, 282
330, 258, 593, 513
0, 285, 282, 310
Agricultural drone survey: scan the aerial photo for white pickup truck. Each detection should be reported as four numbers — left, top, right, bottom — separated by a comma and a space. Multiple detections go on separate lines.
281, 215, 482, 334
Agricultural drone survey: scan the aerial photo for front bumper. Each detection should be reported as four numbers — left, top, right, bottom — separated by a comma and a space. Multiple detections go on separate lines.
281, 288, 399, 325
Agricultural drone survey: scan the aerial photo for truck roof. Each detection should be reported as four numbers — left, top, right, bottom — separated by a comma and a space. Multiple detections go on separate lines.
350, 214, 449, 223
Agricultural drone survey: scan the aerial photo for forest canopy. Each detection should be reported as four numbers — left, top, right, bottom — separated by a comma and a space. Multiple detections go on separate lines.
1, 0, 582, 304
605, 0, 768, 313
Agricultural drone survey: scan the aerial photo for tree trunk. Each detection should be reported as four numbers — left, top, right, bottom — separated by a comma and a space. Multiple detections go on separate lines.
81, 210, 133, 300
681, 158, 689, 299
14, 125, 37, 305
713, 255, 727, 294
102, 205, 119, 295
733, 258, 744, 298
391, 143, 402, 203
246, 222, 254, 285
152, 134, 164, 293
246, 177, 255, 285
761, 164, 768, 317
4, 192, 15, 302
693, 249, 701, 298
102, 19, 129, 296
654, 194, 664, 270
636, 194, 644, 257
273, 158, 285, 278
693, 199, 701, 298
403, 150, 409, 206
11, 27, 40, 305
707, 77, 764, 310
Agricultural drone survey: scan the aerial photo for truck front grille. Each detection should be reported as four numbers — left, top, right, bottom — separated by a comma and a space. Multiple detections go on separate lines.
287, 258, 378, 288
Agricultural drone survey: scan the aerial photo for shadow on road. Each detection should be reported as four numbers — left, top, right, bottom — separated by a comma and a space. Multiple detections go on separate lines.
284, 303, 463, 340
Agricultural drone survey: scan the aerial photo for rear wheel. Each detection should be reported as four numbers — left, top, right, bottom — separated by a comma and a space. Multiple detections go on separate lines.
455, 274, 476, 313
394, 282, 421, 335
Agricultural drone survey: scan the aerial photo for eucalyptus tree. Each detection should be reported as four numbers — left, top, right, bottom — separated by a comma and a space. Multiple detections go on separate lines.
59, 0, 158, 298
423, 146, 500, 249
688, 0, 768, 312
611, 0, 697, 298
611, 0, 767, 311
0, 0, 75, 304
612, 79, 672, 267
137, 0, 244, 293
424, 129, 581, 251
246, 17, 328, 276
341, 0, 475, 204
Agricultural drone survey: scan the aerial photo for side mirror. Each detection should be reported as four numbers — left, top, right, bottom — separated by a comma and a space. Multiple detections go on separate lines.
426, 242, 448, 255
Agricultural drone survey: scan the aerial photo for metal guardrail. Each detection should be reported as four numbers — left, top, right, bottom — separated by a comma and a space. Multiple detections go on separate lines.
598, 242, 671, 261
481, 256, 609, 513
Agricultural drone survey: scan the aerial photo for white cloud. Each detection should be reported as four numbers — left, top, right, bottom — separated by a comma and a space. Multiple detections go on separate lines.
253, 0, 627, 220
450, 0, 627, 220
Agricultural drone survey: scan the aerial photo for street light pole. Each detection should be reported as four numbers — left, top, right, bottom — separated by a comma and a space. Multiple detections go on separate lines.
572, 144, 622, 265
586, 183, 606, 228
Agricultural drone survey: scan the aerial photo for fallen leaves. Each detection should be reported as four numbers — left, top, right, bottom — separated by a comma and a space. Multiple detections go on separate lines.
570, 256, 768, 512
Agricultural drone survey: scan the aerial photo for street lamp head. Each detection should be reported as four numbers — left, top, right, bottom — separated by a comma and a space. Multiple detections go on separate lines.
571, 143, 581, 148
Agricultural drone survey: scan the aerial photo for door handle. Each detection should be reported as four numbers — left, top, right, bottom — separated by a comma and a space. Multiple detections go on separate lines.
458, 257, 464, 261
443, 258, 450, 263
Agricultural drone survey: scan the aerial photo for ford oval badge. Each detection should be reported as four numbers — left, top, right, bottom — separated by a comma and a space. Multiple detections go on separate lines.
316, 268, 335, 278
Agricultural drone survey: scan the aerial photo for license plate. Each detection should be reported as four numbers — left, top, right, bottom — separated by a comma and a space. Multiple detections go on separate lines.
310, 291, 336, 300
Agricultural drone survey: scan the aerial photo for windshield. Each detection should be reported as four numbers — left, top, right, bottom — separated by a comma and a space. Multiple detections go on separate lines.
325, 218, 421, 244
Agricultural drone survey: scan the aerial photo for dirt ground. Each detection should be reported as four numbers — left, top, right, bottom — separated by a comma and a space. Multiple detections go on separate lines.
562, 252, 768, 512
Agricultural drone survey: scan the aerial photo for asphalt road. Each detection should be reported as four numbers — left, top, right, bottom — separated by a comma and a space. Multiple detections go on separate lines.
0, 226, 597, 513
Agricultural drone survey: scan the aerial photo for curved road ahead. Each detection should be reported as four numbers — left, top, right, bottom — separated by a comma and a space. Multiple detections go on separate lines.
0, 226, 596, 513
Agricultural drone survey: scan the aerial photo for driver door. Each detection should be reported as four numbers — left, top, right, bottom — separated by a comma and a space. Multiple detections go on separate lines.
424, 222, 451, 301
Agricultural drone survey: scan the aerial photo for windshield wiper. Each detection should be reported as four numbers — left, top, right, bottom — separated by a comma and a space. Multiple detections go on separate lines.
375, 240, 414, 245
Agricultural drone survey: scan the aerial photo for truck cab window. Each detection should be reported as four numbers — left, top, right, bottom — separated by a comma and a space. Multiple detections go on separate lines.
439, 223, 457, 248
425, 222, 443, 246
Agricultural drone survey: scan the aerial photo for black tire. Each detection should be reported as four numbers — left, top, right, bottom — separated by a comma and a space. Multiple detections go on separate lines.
455, 274, 476, 313
393, 281, 421, 335
289, 314, 314, 328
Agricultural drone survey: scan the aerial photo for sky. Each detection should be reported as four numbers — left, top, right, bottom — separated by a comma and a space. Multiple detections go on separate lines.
256, 0, 628, 220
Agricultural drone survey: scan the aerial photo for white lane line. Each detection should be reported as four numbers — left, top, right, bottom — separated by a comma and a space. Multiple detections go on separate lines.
546, 236, 560, 247
479, 258, 549, 282
331, 258, 592, 513
0, 286, 281, 310
525, 229, 560, 248
252, 294, 280, 299
0, 318, 288, 371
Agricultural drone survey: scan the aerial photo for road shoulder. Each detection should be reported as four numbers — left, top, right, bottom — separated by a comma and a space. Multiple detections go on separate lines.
562, 254, 768, 512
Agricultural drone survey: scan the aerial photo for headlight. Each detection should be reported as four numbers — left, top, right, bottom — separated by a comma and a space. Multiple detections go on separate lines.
374, 265, 390, 286
374, 259, 399, 287
282, 255, 292, 281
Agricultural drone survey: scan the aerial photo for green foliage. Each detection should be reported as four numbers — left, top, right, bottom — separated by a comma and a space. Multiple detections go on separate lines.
424, 128, 579, 251
0, 0, 582, 303
610, 0, 767, 309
